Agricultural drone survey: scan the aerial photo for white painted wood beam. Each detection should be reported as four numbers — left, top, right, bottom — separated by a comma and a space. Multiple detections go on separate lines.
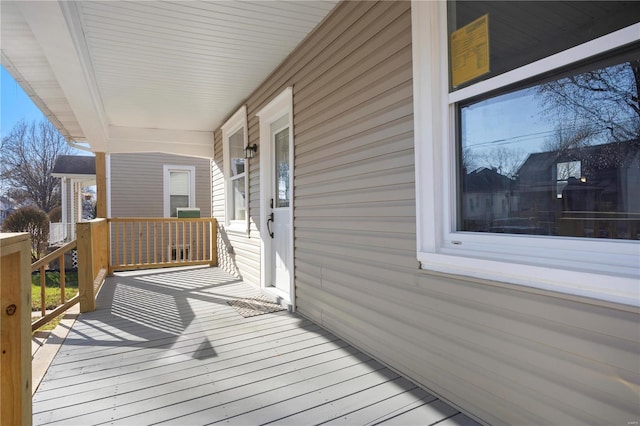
107, 126, 214, 159
16, 1, 108, 151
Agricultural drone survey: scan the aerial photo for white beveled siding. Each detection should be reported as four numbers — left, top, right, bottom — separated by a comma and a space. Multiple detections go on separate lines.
216, 2, 640, 425
212, 128, 259, 281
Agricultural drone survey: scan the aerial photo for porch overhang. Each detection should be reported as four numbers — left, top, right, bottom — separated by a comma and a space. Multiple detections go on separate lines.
1, 0, 338, 158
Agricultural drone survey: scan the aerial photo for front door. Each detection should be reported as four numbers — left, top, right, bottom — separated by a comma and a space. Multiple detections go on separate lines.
258, 87, 294, 306
269, 123, 291, 293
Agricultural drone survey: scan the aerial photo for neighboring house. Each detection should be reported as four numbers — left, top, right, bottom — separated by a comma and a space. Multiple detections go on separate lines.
516, 139, 640, 238
108, 152, 213, 266
461, 167, 516, 232
108, 152, 211, 219
3, 2, 639, 425
51, 153, 212, 246
50, 155, 96, 245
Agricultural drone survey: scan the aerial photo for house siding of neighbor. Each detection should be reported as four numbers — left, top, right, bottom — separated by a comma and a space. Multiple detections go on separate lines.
109, 152, 213, 265
213, 2, 639, 425
110, 152, 212, 218
50, 155, 97, 244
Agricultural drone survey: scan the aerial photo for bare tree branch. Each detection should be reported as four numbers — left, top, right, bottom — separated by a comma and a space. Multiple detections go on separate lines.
1, 119, 71, 212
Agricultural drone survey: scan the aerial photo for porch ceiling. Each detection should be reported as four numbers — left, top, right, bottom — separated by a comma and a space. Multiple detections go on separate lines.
0, 1, 337, 157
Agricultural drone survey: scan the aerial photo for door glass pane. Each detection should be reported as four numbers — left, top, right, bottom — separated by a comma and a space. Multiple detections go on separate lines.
275, 128, 290, 208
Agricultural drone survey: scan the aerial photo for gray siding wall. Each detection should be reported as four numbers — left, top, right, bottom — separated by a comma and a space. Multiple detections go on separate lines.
109, 153, 213, 266
212, 129, 244, 278
211, 124, 261, 281
216, 2, 639, 425
110, 152, 211, 218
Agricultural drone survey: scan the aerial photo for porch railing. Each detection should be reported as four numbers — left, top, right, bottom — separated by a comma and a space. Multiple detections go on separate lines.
1, 217, 218, 424
1, 233, 32, 424
49, 222, 75, 246
559, 211, 640, 239
108, 217, 217, 273
77, 219, 109, 313
33, 218, 218, 320
31, 239, 78, 331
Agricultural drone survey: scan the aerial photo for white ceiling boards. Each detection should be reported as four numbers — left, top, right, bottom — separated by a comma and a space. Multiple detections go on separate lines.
1, 1, 337, 157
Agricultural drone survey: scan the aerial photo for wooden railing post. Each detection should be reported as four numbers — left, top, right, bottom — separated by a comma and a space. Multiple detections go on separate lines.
1, 233, 32, 426
210, 218, 218, 267
95, 152, 107, 218
77, 221, 96, 313
77, 219, 108, 313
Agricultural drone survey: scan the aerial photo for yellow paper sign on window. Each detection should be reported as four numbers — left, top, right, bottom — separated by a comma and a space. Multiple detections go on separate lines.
450, 14, 489, 87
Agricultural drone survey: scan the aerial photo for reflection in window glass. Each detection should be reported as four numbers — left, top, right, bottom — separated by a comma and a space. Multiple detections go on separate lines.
229, 129, 245, 176
459, 52, 640, 240
228, 127, 246, 221
556, 161, 581, 199
231, 177, 245, 220
275, 128, 290, 208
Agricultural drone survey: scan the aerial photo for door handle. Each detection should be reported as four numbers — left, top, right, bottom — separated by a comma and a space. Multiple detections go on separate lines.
267, 212, 274, 238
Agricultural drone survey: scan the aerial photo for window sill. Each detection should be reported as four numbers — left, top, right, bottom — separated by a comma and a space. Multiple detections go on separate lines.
225, 221, 248, 236
418, 251, 639, 308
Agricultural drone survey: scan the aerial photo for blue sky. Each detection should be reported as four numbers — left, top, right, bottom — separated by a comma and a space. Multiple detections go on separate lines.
1, 65, 47, 139
2, 65, 92, 157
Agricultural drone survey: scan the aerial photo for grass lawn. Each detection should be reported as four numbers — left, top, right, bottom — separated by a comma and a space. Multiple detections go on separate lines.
31, 270, 79, 312
32, 271, 79, 332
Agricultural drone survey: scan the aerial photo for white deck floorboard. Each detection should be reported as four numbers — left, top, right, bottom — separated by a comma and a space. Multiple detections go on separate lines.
33, 266, 480, 426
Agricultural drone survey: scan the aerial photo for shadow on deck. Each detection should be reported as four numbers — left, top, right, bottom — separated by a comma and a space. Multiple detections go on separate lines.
33, 266, 478, 425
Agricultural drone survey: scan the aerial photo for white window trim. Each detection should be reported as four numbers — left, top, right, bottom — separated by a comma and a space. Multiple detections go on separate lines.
106, 153, 111, 218
163, 165, 196, 218
221, 105, 249, 234
412, 1, 640, 307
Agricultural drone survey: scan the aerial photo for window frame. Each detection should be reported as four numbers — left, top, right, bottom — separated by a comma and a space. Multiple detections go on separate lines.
411, 1, 640, 307
163, 165, 196, 218
221, 105, 250, 234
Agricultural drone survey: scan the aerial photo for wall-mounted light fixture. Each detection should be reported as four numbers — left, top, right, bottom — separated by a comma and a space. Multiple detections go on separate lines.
245, 143, 258, 159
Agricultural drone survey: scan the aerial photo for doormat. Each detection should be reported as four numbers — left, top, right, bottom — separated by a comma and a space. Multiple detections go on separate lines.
227, 295, 286, 318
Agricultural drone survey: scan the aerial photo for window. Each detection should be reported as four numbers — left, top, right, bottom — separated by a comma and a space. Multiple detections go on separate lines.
412, 1, 639, 306
222, 105, 249, 232
555, 161, 581, 199
163, 165, 195, 217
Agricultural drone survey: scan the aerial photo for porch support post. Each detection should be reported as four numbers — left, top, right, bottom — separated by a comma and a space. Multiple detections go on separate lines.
95, 152, 107, 218
0, 233, 32, 426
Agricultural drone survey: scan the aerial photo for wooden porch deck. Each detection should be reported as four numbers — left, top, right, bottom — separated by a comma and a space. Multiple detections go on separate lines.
33, 266, 479, 426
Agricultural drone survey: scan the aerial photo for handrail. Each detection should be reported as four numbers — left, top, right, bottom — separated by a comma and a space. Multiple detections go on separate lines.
30, 239, 78, 330
32, 240, 77, 271
31, 295, 78, 331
